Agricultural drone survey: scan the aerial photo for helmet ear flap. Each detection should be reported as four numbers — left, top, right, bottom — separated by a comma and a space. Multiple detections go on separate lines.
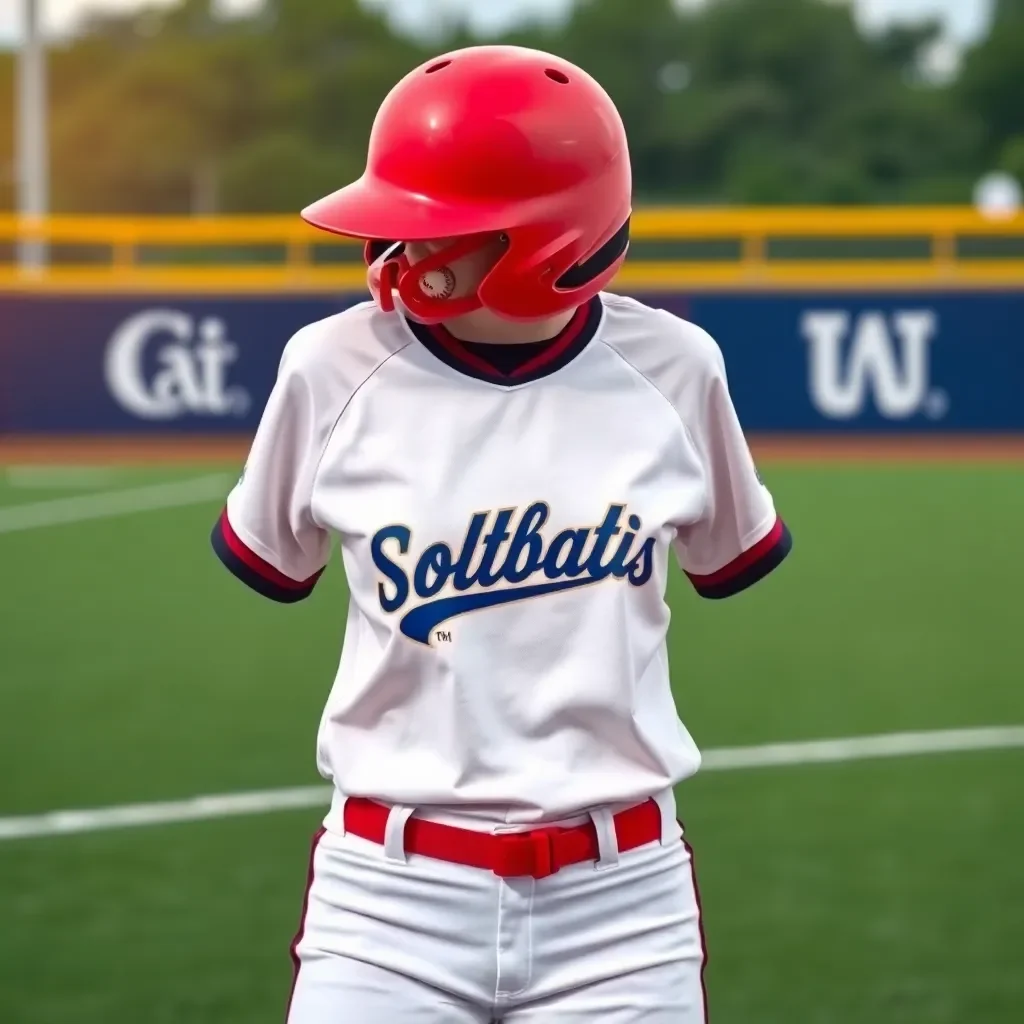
377, 260, 399, 312
366, 244, 405, 312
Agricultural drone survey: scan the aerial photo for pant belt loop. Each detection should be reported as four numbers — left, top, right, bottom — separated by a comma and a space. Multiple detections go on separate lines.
589, 807, 620, 870
383, 804, 415, 863
652, 789, 680, 845
334, 795, 348, 836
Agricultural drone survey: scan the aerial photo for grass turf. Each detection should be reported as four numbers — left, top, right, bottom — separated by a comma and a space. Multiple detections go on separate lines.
0, 461, 1022, 1023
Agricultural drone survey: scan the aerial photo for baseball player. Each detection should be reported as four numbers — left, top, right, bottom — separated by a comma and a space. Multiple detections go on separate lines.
212, 45, 791, 1023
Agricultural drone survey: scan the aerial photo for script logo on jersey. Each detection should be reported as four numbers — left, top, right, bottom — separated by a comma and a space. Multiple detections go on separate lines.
371, 503, 656, 644
104, 308, 251, 420
802, 309, 947, 421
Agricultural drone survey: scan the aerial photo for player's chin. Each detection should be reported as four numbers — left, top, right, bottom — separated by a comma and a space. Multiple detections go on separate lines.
400, 297, 478, 325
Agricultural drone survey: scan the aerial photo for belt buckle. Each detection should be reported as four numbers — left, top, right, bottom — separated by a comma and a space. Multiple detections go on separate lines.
492, 828, 559, 880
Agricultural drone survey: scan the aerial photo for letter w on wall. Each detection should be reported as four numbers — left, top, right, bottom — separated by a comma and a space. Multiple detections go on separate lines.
801, 310, 937, 420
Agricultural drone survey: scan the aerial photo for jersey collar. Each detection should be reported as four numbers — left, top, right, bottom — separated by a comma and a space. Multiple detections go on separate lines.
403, 295, 603, 385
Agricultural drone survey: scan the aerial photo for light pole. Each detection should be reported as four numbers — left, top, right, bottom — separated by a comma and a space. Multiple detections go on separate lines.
16, 0, 48, 270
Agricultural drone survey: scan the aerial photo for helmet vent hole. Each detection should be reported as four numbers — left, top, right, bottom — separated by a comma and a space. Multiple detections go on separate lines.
545, 68, 570, 84
426, 60, 452, 74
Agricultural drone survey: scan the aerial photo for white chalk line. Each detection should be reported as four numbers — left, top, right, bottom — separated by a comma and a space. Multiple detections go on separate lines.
1, 725, 1021, 843
4, 466, 128, 490
0, 473, 233, 534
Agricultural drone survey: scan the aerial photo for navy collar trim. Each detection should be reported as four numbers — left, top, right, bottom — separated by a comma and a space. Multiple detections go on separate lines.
405, 296, 603, 385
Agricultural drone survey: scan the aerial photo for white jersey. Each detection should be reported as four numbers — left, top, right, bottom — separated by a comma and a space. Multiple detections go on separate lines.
213, 292, 791, 825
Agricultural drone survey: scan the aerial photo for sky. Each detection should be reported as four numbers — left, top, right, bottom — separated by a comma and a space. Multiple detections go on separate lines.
0, 0, 994, 46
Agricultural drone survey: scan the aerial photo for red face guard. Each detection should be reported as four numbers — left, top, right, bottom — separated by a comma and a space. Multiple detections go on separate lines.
366, 235, 499, 324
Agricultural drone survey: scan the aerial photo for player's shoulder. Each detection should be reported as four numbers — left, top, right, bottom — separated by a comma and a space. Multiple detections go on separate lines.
597, 292, 725, 403
280, 300, 411, 379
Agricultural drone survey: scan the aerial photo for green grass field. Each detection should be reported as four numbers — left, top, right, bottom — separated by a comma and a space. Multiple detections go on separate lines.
1, 458, 1022, 1024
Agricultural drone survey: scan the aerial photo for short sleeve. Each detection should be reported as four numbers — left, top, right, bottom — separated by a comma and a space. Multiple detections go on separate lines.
211, 340, 332, 603
673, 348, 792, 599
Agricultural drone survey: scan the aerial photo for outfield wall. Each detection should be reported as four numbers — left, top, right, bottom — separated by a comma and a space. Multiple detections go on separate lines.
1, 289, 1022, 434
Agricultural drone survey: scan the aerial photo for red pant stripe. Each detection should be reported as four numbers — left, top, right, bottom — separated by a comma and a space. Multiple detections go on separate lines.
284, 827, 327, 1022
683, 835, 711, 1023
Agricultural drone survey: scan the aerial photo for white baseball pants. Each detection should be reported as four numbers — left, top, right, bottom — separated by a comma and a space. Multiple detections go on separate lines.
285, 796, 708, 1023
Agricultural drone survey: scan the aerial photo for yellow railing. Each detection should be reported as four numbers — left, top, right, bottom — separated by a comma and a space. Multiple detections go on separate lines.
2, 207, 1023, 292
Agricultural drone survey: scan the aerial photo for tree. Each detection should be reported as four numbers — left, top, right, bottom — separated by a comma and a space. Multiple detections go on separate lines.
957, 0, 1024, 175
2, 0, 1022, 212
0, 52, 13, 212
503, 0, 977, 203
45, 0, 423, 213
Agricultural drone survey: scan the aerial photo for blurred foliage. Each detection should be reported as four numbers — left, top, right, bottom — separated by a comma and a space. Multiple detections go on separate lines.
0, 0, 1021, 212
0, 46, 12, 211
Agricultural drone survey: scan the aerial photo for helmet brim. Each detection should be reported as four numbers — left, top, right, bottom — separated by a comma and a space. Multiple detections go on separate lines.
301, 175, 513, 241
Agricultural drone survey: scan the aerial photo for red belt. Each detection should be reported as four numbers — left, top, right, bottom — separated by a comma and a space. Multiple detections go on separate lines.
343, 797, 662, 880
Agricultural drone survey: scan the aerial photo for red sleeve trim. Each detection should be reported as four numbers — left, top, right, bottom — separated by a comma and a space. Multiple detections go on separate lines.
686, 517, 792, 599
688, 517, 784, 587
219, 511, 317, 590
212, 510, 323, 604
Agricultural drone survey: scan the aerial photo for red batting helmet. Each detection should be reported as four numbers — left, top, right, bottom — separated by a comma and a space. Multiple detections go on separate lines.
300, 45, 632, 323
